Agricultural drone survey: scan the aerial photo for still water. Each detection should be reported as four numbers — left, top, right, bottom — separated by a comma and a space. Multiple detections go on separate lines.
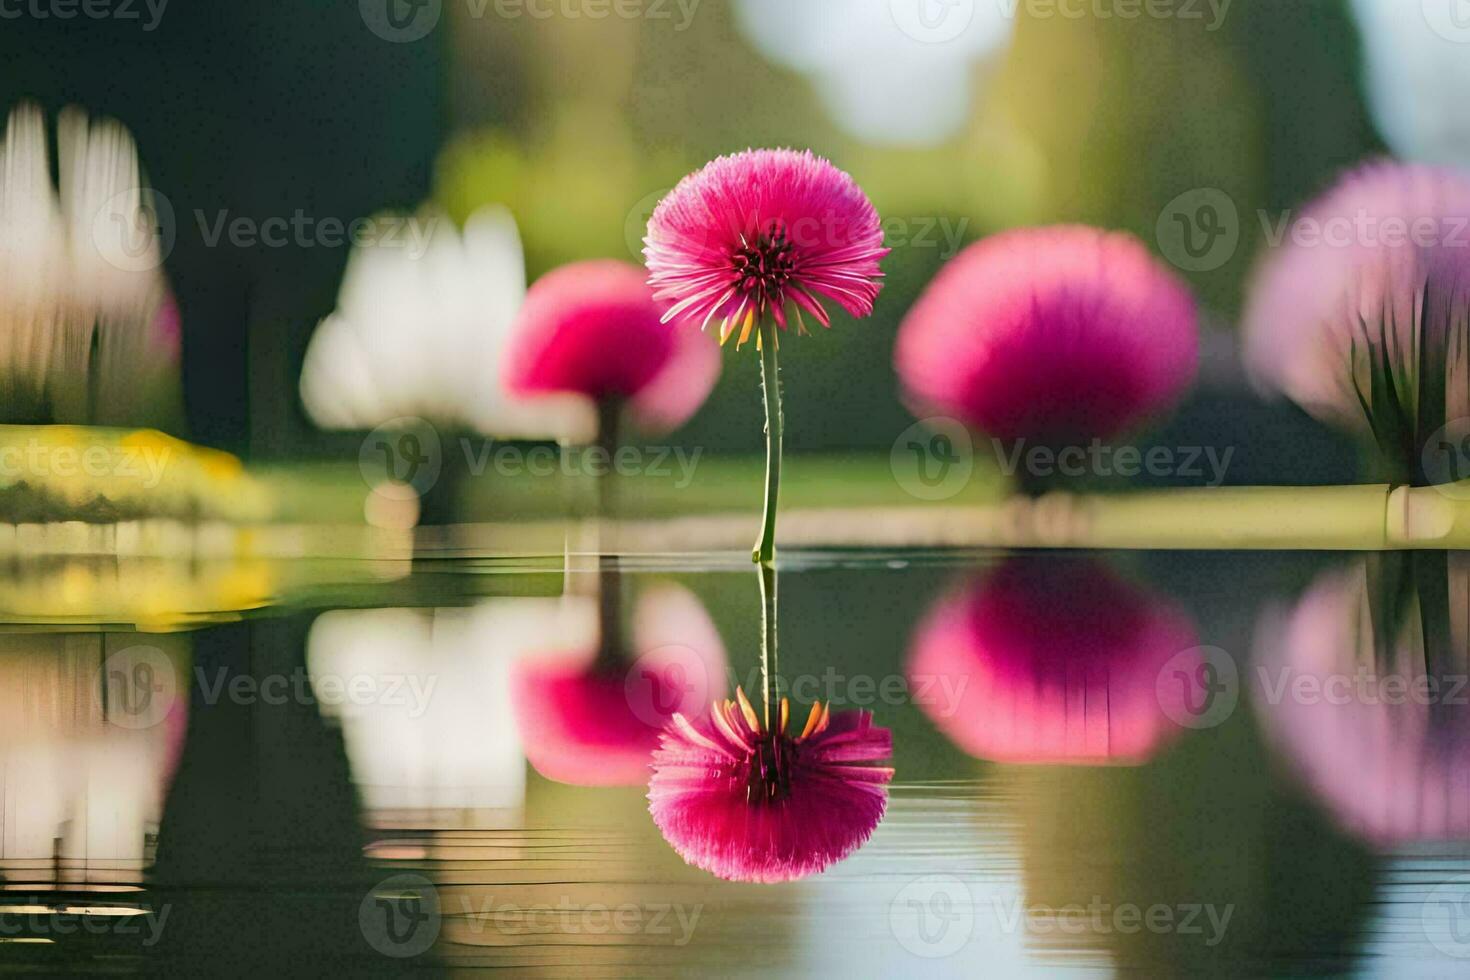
2, 549, 1468, 976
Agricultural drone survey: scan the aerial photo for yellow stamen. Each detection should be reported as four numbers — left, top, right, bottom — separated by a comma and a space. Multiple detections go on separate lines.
779, 697, 789, 733
737, 306, 756, 349
799, 700, 825, 740
735, 686, 761, 731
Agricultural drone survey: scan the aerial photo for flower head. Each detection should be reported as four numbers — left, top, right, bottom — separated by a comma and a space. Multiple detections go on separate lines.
644, 148, 888, 347
1241, 162, 1470, 480
648, 687, 893, 882
503, 258, 719, 433
906, 558, 1198, 765
895, 226, 1198, 442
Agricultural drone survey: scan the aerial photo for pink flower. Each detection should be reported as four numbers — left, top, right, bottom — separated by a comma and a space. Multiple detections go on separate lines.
648, 688, 893, 882
1253, 560, 1470, 845
503, 259, 720, 433
512, 584, 728, 787
644, 148, 888, 347
906, 558, 1199, 765
1241, 162, 1470, 458
895, 226, 1198, 442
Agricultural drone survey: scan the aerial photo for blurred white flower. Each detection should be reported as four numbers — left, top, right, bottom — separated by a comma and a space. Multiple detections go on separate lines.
299, 206, 595, 441
734, 0, 1014, 146
1352, 0, 1470, 167
306, 600, 589, 813
0, 103, 181, 427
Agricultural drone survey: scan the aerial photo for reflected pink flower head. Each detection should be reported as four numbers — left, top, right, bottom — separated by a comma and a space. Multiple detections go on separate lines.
1242, 162, 1470, 452
906, 558, 1199, 765
648, 688, 893, 882
1253, 561, 1470, 845
513, 585, 728, 787
504, 259, 719, 432
645, 148, 888, 347
895, 226, 1198, 442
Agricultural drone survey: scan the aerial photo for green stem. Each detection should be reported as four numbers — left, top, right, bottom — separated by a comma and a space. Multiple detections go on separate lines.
753, 318, 782, 565
594, 398, 624, 667
758, 558, 780, 732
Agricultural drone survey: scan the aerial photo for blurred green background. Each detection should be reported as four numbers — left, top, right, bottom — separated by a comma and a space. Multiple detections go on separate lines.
0, 0, 1386, 471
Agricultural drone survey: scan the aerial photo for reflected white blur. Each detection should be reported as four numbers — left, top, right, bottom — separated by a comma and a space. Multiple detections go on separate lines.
307, 599, 594, 820
0, 635, 187, 885
733, 0, 1014, 146
1352, 0, 1470, 168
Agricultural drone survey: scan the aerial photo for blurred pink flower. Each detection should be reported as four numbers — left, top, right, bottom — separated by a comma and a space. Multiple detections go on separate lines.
906, 558, 1199, 765
1253, 560, 1470, 845
895, 226, 1198, 442
1242, 162, 1470, 451
644, 148, 888, 347
504, 259, 719, 433
512, 584, 727, 787
648, 688, 893, 882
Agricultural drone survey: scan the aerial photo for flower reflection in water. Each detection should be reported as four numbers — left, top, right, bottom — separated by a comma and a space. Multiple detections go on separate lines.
1254, 555, 1470, 845
647, 563, 893, 883
0, 635, 188, 884
647, 687, 893, 883
907, 557, 1199, 765
513, 582, 727, 787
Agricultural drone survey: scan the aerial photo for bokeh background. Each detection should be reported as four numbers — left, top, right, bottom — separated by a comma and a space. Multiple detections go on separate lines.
0, 0, 1400, 478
